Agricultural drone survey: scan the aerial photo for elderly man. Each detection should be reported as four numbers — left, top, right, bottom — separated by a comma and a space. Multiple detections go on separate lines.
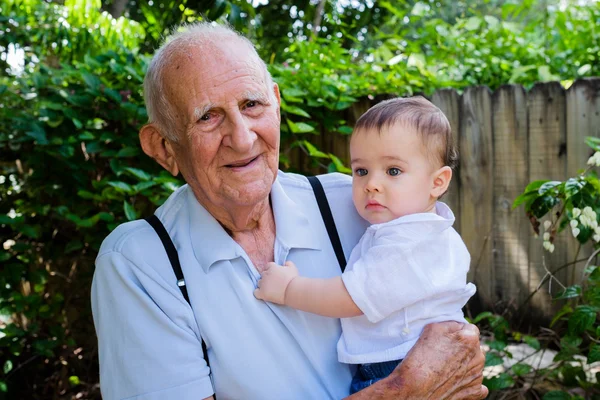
92, 22, 487, 400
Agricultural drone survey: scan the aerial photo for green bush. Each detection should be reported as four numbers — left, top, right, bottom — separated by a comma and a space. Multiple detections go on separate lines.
477, 138, 600, 399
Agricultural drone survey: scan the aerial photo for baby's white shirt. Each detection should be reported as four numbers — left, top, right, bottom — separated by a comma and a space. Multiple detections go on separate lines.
338, 202, 476, 364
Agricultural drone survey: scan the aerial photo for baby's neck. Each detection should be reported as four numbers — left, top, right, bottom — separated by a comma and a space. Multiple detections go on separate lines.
422, 199, 438, 214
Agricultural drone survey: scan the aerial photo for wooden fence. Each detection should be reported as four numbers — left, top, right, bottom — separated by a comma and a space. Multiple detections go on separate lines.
297, 78, 600, 324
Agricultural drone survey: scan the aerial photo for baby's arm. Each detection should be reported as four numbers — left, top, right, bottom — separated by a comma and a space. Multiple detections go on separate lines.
253, 261, 362, 318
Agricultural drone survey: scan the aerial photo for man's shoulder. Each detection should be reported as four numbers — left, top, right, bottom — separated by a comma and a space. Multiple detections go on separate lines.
96, 184, 190, 261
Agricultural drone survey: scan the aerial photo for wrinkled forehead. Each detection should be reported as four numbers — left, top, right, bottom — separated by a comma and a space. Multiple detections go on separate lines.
162, 39, 268, 93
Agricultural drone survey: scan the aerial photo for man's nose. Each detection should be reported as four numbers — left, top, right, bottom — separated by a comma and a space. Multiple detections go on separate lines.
224, 113, 256, 153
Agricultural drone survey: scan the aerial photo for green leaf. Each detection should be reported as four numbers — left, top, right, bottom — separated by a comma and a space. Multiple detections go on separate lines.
551, 304, 573, 327
485, 352, 504, 367
0, 381, 6, 392
525, 180, 550, 192
464, 17, 482, 31
282, 87, 307, 99
511, 363, 531, 376
530, 195, 560, 219
65, 240, 83, 254
538, 181, 562, 194
81, 71, 101, 91
116, 148, 140, 158
288, 120, 315, 134
577, 64, 591, 76
568, 305, 597, 335
103, 88, 122, 103
512, 190, 538, 209
585, 136, 600, 151
473, 311, 494, 323
543, 391, 571, 400
282, 104, 311, 118
538, 65, 560, 82
561, 335, 583, 349
523, 335, 541, 350
108, 181, 133, 193
69, 376, 80, 386
588, 344, 600, 363
25, 123, 48, 144
123, 201, 137, 221
19, 224, 41, 239
125, 167, 151, 181
3, 360, 12, 374
554, 285, 582, 300
564, 178, 585, 198
329, 154, 351, 174
337, 125, 354, 135
133, 181, 158, 192
302, 141, 329, 158
488, 340, 507, 351
483, 372, 514, 390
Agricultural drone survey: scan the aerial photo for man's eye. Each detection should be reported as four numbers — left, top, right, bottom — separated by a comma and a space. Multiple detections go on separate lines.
198, 113, 211, 122
354, 168, 368, 177
387, 167, 401, 176
245, 101, 257, 108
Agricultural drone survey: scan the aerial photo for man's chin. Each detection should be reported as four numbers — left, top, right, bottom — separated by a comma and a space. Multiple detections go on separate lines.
222, 176, 274, 206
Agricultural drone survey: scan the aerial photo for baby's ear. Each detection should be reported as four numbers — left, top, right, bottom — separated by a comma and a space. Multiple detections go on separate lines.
431, 166, 452, 198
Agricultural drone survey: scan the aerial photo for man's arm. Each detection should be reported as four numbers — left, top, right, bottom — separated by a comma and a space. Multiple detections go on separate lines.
345, 322, 488, 399
93, 250, 215, 400
254, 261, 362, 318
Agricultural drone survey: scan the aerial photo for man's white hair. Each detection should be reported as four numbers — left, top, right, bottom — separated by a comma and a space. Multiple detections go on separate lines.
143, 22, 275, 142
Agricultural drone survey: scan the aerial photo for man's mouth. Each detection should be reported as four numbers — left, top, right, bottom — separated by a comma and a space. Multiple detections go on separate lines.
225, 155, 259, 168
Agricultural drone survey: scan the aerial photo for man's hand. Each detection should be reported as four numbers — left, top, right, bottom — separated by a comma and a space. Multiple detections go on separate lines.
254, 261, 299, 305
346, 322, 487, 399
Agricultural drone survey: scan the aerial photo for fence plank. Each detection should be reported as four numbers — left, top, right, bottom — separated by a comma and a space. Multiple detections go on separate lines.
527, 82, 568, 319
459, 86, 494, 306
431, 89, 462, 233
566, 79, 600, 284
492, 85, 530, 311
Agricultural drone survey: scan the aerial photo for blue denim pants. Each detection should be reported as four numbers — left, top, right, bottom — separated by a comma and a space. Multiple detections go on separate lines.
349, 359, 403, 394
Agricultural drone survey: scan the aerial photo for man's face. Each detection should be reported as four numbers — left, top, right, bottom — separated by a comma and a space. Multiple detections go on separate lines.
163, 40, 281, 210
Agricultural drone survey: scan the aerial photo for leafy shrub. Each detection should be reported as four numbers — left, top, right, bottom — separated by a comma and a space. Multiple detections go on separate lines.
477, 138, 600, 399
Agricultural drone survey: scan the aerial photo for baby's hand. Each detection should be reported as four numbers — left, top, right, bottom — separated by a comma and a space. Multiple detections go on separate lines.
254, 261, 298, 305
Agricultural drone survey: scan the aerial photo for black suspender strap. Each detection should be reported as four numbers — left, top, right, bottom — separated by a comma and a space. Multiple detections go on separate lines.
144, 214, 213, 397
145, 215, 190, 303
307, 176, 347, 272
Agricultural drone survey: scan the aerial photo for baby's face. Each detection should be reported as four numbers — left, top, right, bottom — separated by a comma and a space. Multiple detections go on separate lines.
350, 123, 438, 224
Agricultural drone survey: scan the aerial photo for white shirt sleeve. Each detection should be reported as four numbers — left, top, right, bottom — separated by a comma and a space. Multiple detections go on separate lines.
341, 226, 471, 324
92, 250, 214, 400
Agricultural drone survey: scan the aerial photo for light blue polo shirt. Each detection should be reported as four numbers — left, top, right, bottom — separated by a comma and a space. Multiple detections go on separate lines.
92, 171, 368, 400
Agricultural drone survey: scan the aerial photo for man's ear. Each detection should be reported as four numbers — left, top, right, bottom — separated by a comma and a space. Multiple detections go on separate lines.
431, 166, 452, 198
273, 83, 281, 120
139, 124, 180, 176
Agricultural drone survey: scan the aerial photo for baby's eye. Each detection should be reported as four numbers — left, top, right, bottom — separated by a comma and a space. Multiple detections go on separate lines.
354, 168, 368, 177
387, 167, 401, 176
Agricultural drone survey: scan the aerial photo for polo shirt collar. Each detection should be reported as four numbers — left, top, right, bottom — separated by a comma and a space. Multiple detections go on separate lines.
188, 176, 321, 273
270, 175, 321, 252
187, 189, 243, 273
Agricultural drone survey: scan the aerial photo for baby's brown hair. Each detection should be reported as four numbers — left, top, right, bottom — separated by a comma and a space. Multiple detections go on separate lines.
353, 96, 457, 171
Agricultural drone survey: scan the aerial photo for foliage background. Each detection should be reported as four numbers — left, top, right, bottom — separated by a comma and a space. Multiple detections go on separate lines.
0, 0, 599, 398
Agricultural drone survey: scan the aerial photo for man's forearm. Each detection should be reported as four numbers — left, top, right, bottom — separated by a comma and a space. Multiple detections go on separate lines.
285, 276, 362, 318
